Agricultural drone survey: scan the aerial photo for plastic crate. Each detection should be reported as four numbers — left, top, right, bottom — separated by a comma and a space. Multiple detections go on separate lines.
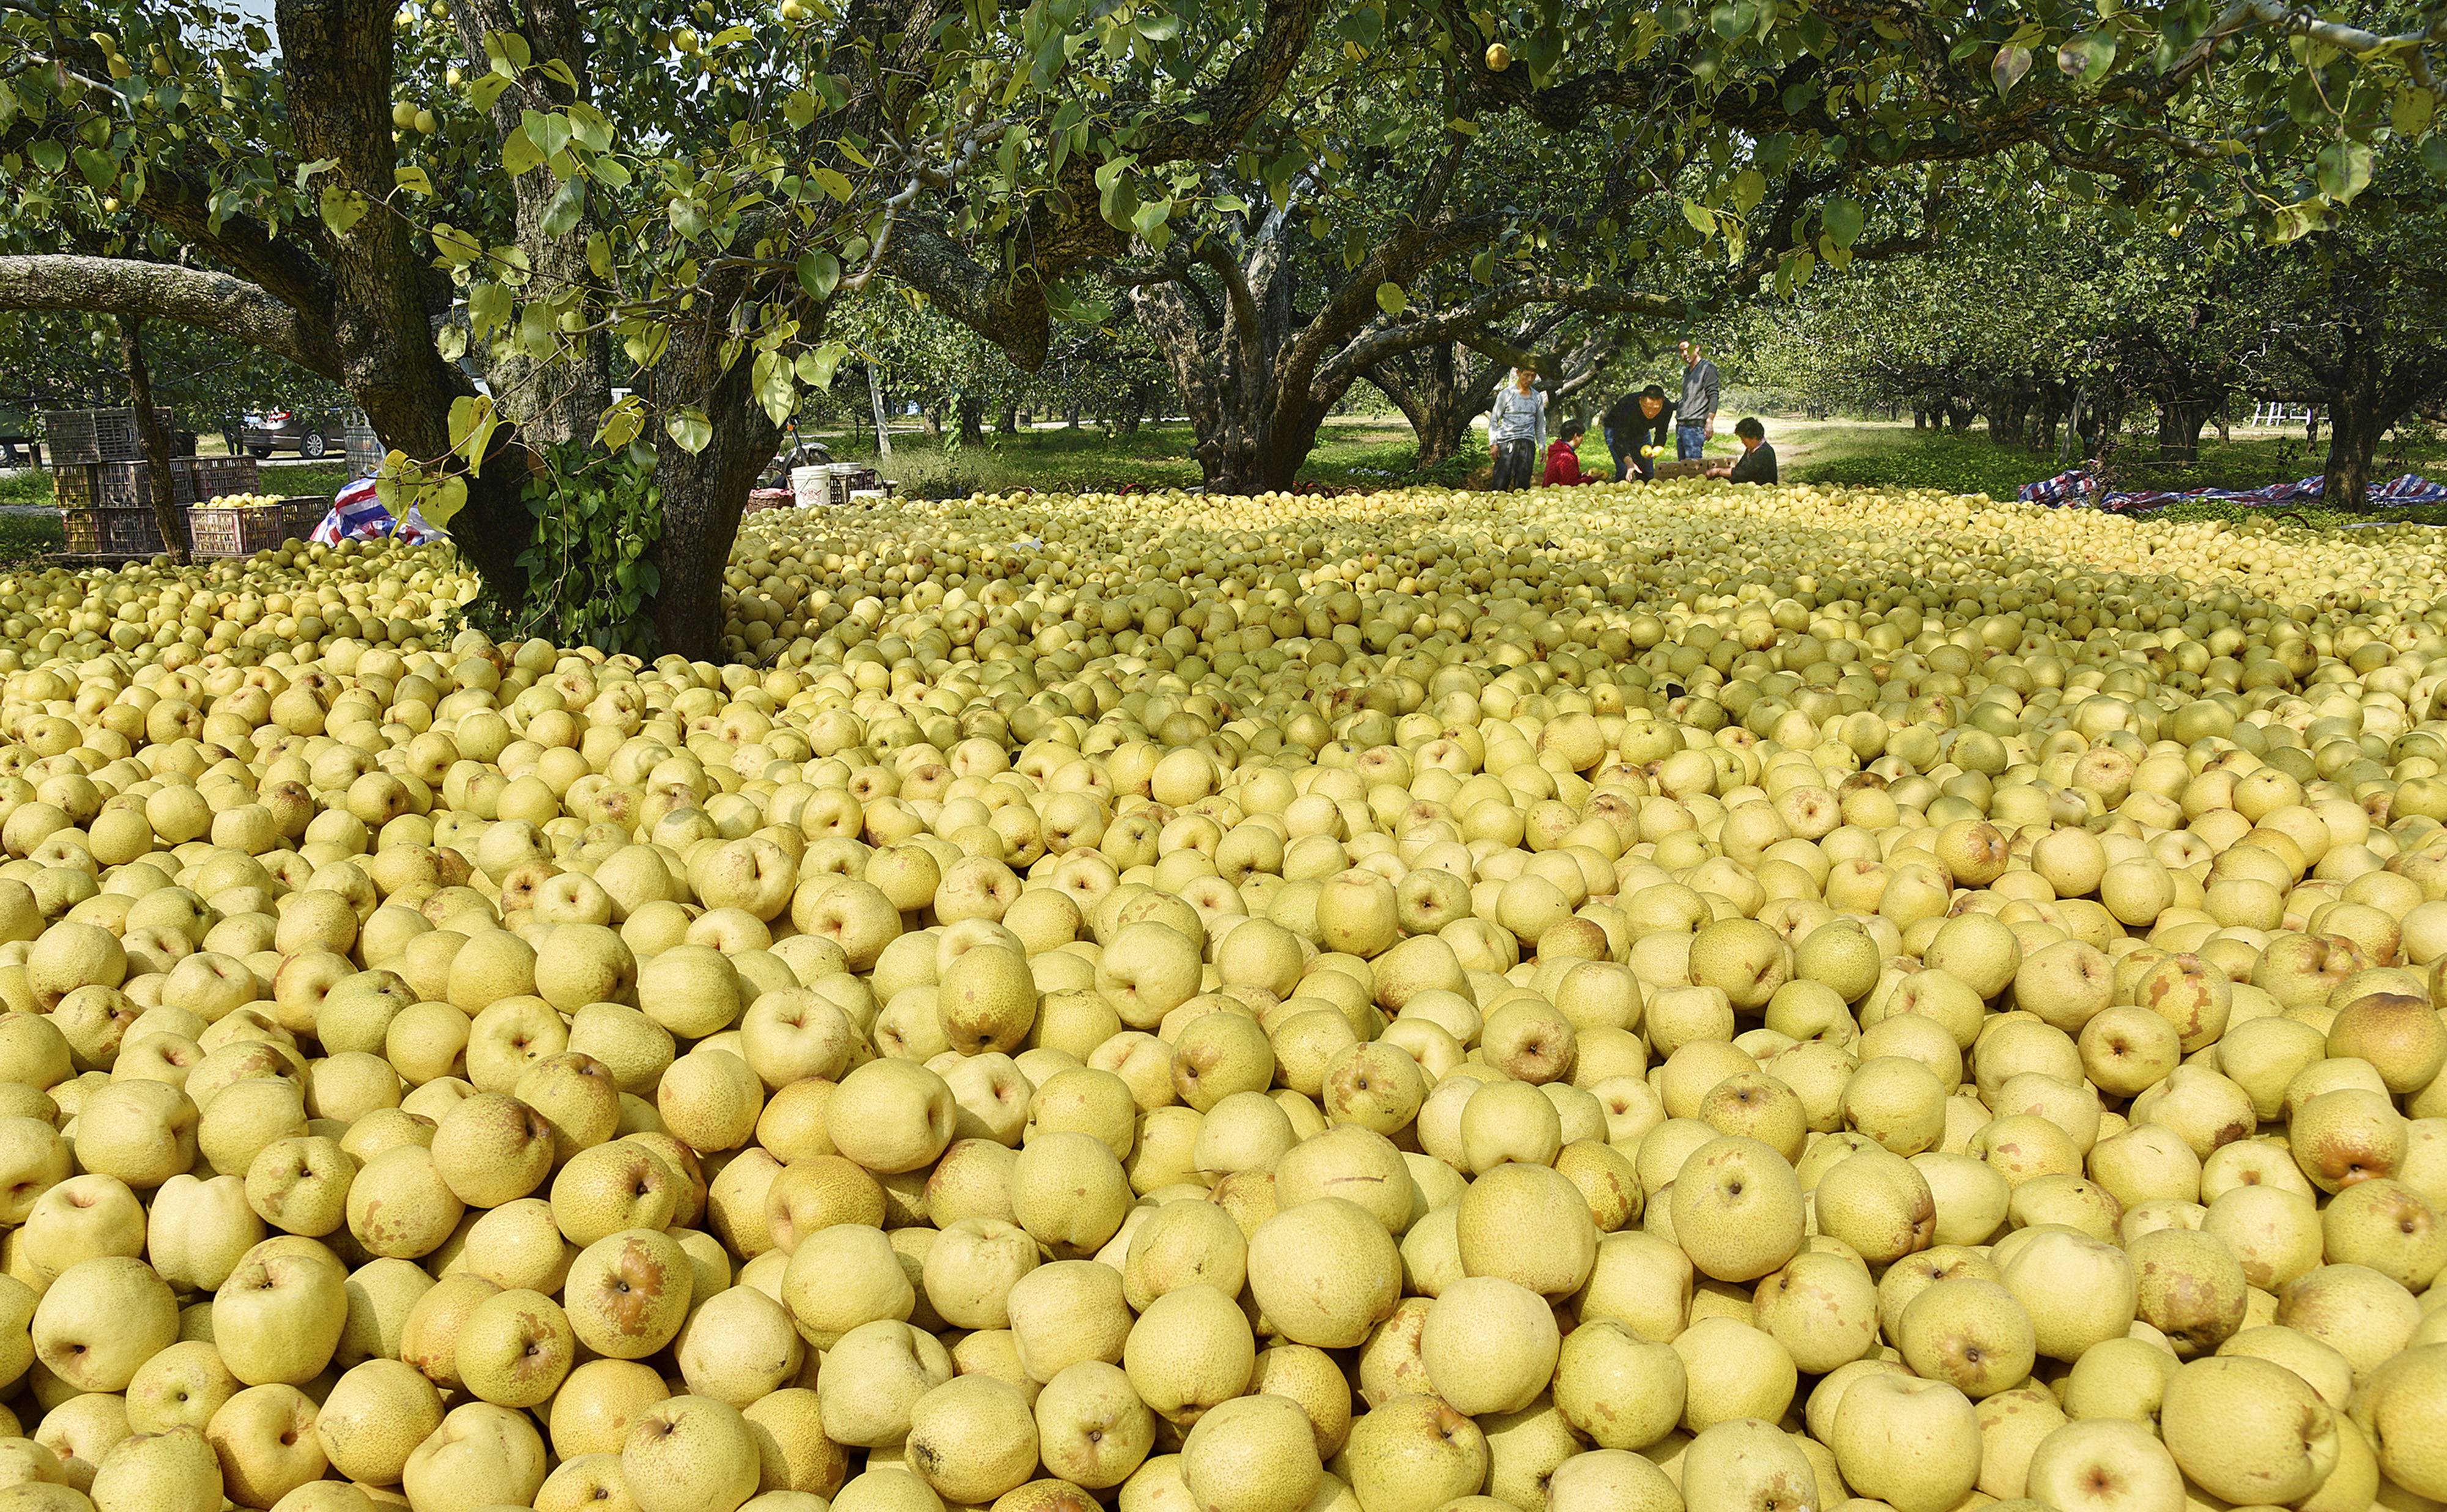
57, 507, 190, 558
344, 424, 383, 480
745, 488, 793, 514
283, 497, 330, 542
54, 456, 262, 509
188, 504, 289, 558
39, 407, 177, 465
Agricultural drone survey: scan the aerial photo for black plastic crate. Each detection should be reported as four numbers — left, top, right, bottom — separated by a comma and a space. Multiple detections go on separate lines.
54, 456, 262, 509
39, 407, 177, 465
58, 506, 190, 558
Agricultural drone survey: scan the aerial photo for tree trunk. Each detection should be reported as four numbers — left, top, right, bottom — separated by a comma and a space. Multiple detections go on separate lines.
957, 393, 986, 447
1065, 402, 1081, 428
867, 366, 894, 459
2323, 331, 2383, 510
2155, 397, 2214, 462
919, 407, 944, 439
276, 0, 530, 614
119, 317, 188, 565
996, 405, 1017, 435
1368, 344, 1476, 465
1986, 384, 2028, 449
647, 277, 782, 660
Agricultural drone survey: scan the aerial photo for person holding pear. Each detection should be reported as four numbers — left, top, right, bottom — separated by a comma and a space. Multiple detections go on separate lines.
1602, 384, 1676, 481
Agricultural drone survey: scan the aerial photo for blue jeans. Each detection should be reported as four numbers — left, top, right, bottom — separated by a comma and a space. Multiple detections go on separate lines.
1676, 421, 1707, 461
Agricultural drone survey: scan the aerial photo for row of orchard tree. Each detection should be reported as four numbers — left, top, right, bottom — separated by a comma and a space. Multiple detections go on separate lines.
1, 0, 2442, 654
1728, 199, 2447, 501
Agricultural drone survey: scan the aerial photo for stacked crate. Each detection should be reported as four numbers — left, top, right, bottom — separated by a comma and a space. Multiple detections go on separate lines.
38, 407, 176, 465
40, 406, 273, 560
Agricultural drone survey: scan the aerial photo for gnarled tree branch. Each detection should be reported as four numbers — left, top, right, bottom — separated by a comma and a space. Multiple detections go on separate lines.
0, 255, 340, 375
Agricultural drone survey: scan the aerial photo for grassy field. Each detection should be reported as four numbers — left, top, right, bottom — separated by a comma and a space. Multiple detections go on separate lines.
0, 418, 2436, 570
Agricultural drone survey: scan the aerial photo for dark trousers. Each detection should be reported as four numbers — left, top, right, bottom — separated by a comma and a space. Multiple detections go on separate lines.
1491, 439, 1536, 490
1608, 428, 1653, 481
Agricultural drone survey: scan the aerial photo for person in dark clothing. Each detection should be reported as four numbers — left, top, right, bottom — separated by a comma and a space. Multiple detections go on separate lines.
1707, 416, 1778, 484
1601, 385, 1676, 481
1676, 340, 1720, 460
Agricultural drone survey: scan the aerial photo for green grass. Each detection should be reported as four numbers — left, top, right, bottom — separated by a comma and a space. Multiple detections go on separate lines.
0, 471, 52, 506
1789, 425, 2044, 498
0, 512, 64, 563
815, 415, 1656, 494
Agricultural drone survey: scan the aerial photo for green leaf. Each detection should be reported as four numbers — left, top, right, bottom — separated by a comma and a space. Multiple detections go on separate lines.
522, 109, 573, 160
502, 125, 544, 176
2426, 135, 2447, 180
1100, 169, 1140, 231
795, 341, 850, 388
597, 391, 646, 445
666, 407, 713, 454
2057, 32, 2115, 86
1375, 281, 1406, 316
754, 350, 797, 428
1822, 196, 1865, 248
293, 157, 339, 191
466, 73, 513, 112
1682, 200, 1717, 234
811, 167, 855, 202
72, 146, 117, 190
422, 475, 469, 530
2268, 201, 2325, 242
1135, 13, 1183, 40
28, 141, 65, 176
784, 90, 819, 129
567, 102, 614, 153
1992, 43, 2031, 96
540, 178, 585, 239
1731, 169, 1766, 212
796, 250, 842, 300
448, 395, 501, 476
2392, 86, 2435, 137
1470, 249, 1495, 284
469, 281, 513, 336
318, 185, 368, 238
395, 165, 434, 196
587, 232, 612, 280
2315, 138, 2374, 201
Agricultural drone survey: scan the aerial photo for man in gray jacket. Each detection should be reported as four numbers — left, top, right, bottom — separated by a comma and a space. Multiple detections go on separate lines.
1487, 366, 1546, 490
1676, 340, 1720, 461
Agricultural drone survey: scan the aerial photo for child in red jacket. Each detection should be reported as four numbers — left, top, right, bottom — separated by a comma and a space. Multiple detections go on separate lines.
1543, 419, 1602, 486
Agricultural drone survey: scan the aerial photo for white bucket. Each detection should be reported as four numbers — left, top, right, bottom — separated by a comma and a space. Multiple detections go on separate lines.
790, 465, 829, 508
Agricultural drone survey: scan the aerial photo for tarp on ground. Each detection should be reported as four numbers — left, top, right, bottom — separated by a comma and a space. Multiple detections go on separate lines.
2018, 467, 2447, 514
311, 476, 445, 546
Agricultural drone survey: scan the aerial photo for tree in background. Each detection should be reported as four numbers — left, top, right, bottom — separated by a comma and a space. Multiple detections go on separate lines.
0, 0, 2439, 644
1364, 309, 1630, 467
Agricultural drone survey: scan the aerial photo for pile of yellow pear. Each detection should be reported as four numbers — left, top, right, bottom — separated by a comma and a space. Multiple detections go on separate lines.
0, 478, 2437, 1512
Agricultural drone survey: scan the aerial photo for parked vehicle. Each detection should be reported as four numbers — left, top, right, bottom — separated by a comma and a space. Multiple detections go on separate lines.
240, 407, 357, 459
